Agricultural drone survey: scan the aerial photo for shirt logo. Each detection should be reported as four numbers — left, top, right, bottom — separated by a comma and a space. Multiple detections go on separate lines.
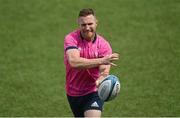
91, 101, 99, 107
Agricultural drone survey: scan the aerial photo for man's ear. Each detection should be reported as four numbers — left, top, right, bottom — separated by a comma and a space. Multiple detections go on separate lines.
96, 19, 98, 24
95, 19, 98, 27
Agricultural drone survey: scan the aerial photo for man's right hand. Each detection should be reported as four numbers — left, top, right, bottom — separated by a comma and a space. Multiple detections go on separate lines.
101, 53, 119, 66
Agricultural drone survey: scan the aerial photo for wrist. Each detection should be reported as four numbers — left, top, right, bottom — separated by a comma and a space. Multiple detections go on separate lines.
99, 58, 104, 65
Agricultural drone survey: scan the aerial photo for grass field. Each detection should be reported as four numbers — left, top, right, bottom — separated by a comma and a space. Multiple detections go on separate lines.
0, 0, 180, 117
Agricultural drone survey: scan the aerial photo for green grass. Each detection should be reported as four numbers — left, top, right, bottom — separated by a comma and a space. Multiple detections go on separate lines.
0, 0, 180, 116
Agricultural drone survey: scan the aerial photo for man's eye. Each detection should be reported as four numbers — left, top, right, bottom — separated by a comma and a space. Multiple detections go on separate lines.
81, 24, 86, 26
81, 23, 93, 27
88, 23, 93, 25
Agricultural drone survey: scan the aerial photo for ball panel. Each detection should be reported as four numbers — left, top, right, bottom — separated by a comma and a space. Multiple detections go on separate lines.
108, 81, 120, 101
98, 80, 112, 101
105, 76, 117, 101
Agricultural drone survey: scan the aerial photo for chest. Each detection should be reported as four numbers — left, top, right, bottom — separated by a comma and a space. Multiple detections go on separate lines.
77, 42, 99, 59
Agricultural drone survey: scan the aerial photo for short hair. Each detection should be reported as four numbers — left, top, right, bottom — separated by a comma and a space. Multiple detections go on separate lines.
78, 8, 95, 17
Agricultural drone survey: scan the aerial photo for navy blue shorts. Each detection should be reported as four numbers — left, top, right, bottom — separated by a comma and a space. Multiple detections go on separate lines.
67, 92, 104, 117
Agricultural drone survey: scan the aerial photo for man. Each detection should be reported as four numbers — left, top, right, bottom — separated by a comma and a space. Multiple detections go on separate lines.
64, 8, 119, 117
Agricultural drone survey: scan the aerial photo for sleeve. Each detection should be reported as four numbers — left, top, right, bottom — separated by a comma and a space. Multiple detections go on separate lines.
64, 35, 78, 52
98, 40, 112, 58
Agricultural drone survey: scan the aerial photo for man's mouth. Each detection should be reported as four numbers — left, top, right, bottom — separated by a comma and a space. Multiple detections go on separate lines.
82, 30, 94, 39
84, 30, 93, 33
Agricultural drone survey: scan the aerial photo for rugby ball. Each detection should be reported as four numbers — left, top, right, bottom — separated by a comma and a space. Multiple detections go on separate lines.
98, 75, 120, 102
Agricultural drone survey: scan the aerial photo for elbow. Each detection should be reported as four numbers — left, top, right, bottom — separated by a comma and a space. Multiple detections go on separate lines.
68, 60, 77, 68
68, 59, 82, 68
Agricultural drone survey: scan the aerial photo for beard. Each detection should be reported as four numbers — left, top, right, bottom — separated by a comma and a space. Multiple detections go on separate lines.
82, 30, 95, 40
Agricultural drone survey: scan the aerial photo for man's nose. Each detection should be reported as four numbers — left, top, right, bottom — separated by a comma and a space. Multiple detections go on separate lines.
85, 25, 90, 30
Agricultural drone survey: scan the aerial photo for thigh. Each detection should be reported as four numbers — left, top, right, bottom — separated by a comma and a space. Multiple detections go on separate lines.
83, 92, 104, 113
67, 92, 104, 117
67, 95, 84, 117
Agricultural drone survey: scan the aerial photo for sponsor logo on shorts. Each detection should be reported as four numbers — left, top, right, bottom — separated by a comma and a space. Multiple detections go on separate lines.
91, 101, 99, 107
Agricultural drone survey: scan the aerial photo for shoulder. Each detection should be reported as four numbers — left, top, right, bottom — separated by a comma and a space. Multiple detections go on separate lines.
96, 34, 112, 56
96, 33, 110, 45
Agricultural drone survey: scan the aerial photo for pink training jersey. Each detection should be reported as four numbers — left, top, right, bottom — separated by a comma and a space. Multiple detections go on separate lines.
64, 29, 112, 96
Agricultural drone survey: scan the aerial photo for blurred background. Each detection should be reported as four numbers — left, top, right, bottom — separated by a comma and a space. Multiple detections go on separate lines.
0, 0, 180, 116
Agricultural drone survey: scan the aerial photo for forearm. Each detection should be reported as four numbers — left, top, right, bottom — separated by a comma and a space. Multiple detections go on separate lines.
69, 57, 104, 68
96, 65, 111, 86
